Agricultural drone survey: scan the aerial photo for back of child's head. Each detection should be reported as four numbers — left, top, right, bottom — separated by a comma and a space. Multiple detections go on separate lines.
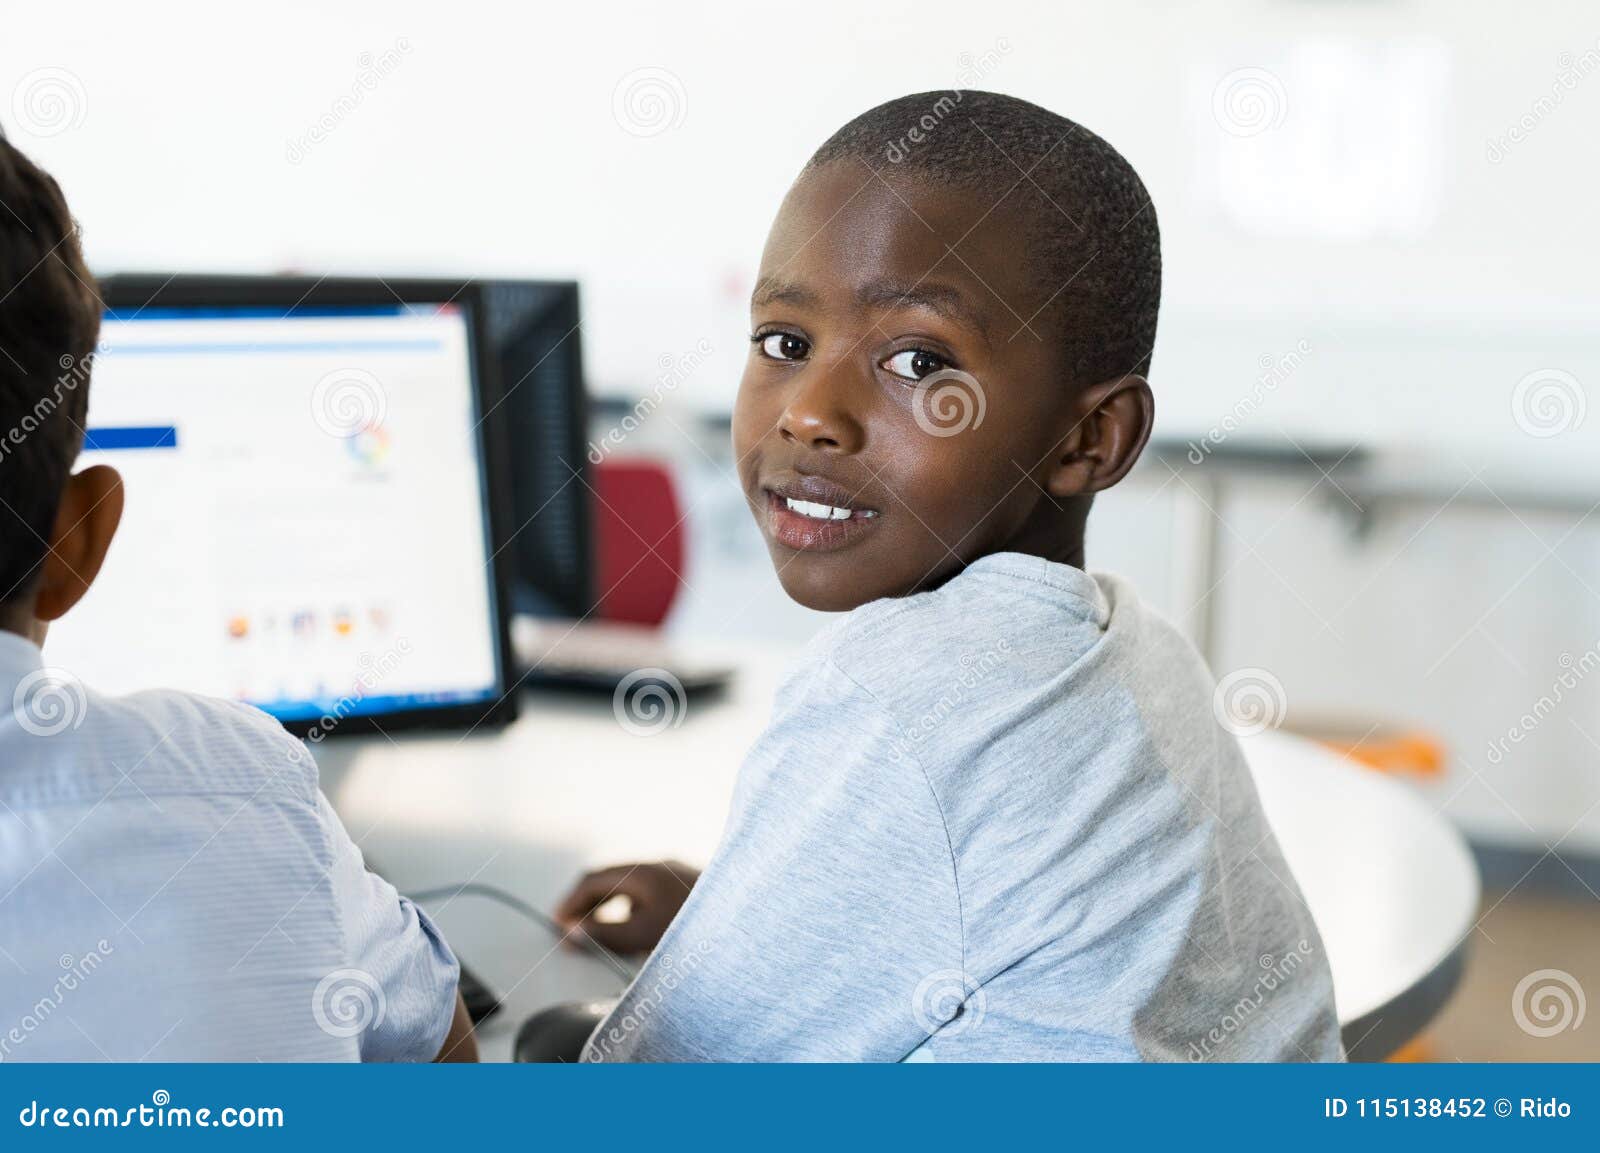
0, 127, 100, 610
805, 90, 1161, 388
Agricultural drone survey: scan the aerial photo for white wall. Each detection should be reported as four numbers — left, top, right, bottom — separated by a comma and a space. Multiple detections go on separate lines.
7, 0, 1600, 452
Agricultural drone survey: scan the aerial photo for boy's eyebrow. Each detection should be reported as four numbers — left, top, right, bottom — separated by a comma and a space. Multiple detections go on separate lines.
751, 277, 990, 334
855, 280, 990, 333
750, 278, 820, 309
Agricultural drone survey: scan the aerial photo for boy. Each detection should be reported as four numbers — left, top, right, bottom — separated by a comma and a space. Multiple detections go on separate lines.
558, 92, 1343, 1061
0, 129, 473, 1061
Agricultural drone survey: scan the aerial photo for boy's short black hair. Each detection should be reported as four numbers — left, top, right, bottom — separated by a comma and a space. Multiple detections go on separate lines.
0, 126, 100, 604
806, 90, 1160, 387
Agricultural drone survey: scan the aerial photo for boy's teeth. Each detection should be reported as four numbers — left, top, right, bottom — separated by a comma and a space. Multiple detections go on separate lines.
785, 497, 854, 521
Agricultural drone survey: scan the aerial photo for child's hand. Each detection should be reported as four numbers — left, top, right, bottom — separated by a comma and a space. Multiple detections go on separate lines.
554, 861, 700, 955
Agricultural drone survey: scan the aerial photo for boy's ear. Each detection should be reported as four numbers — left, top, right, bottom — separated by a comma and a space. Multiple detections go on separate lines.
34, 464, 124, 622
1042, 374, 1154, 499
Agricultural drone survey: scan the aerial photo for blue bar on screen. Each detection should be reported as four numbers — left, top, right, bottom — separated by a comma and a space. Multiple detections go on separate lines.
83, 425, 179, 451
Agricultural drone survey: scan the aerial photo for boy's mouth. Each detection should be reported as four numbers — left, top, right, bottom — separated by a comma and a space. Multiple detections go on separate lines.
760, 475, 882, 553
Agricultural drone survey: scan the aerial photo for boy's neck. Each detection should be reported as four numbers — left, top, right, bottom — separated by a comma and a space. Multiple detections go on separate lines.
988, 536, 1085, 571
1036, 539, 1086, 569
0, 609, 44, 646
994, 497, 1089, 571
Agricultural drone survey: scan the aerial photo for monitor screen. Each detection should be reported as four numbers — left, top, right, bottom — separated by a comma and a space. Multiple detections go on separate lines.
48, 292, 511, 733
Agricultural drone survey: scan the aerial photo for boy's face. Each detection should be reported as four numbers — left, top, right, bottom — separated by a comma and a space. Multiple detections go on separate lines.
733, 162, 1094, 612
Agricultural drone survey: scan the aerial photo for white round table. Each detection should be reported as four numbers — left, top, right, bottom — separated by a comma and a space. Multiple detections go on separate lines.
1241, 729, 1480, 1058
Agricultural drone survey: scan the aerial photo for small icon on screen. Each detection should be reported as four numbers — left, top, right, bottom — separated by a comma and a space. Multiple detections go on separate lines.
346, 422, 390, 467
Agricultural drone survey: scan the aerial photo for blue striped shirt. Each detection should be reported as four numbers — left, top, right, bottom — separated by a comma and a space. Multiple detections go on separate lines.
0, 631, 457, 1061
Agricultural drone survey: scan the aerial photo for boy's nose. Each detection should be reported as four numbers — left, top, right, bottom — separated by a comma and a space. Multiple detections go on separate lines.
777, 367, 865, 454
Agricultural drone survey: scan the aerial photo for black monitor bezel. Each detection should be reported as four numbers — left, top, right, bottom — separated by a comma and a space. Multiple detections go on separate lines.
398, 277, 593, 619
95, 273, 520, 737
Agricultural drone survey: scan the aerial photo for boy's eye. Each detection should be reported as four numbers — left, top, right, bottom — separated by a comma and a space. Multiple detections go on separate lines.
882, 349, 948, 381
758, 332, 810, 361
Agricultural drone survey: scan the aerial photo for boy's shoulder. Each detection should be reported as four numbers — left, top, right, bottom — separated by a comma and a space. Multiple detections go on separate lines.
814, 552, 1119, 708
802, 555, 1219, 793
108, 687, 319, 802
2, 679, 319, 809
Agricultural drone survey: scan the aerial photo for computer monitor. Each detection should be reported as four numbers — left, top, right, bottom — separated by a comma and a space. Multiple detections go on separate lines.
50, 275, 519, 736
460, 279, 593, 618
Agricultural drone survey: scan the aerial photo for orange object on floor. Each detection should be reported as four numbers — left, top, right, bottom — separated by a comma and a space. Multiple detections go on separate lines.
1386, 1036, 1435, 1062
1320, 732, 1444, 778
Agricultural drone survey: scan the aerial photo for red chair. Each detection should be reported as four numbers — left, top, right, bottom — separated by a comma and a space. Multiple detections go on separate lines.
590, 459, 685, 626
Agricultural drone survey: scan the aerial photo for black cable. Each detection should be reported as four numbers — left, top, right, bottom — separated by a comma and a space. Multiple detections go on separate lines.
405, 881, 639, 986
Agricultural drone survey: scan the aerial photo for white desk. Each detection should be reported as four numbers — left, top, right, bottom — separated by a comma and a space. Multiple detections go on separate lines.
320, 656, 1479, 1062
1239, 731, 1480, 1058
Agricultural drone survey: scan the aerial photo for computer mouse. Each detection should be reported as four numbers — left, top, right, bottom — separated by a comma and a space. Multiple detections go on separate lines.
512, 1000, 616, 1063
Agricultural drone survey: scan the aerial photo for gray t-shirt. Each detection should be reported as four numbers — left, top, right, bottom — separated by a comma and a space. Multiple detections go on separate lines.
586, 553, 1343, 1062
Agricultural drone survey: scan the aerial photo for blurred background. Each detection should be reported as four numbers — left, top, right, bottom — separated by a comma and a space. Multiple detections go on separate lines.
8, 0, 1599, 1059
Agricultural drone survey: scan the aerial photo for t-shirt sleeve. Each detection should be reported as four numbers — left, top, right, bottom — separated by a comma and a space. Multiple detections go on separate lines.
584, 657, 966, 1062
315, 789, 461, 1062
